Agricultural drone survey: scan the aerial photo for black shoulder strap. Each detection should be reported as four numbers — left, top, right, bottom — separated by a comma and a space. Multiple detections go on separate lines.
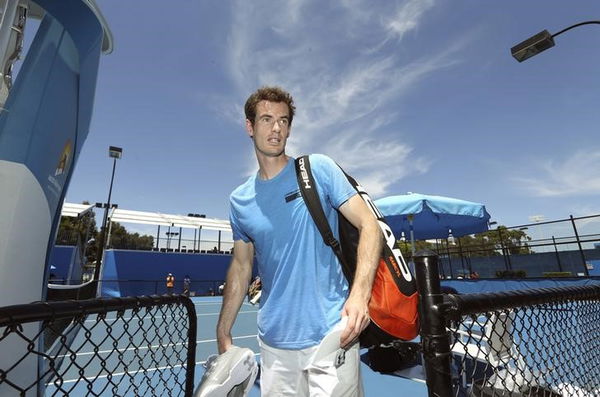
294, 156, 346, 267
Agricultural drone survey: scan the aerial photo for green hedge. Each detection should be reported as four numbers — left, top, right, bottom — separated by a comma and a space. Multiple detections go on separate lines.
542, 271, 573, 278
495, 270, 527, 279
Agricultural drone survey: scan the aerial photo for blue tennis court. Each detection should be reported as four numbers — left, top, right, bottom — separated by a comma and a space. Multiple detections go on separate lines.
41, 296, 428, 396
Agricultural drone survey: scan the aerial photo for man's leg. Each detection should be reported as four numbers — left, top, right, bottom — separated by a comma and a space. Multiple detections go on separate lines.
259, 340, 316, 397
306, 342, 364, 397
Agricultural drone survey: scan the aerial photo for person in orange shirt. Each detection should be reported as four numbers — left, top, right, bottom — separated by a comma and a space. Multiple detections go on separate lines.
166, 273, 175, 294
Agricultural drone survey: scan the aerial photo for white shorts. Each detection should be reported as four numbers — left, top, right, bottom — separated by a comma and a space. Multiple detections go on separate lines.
258, 319, 363, 397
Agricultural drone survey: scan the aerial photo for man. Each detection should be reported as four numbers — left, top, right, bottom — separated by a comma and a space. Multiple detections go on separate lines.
166, 273, 174, 294
216, 86, 382, 397
247, 276, 262, 305
183, 274, 191, 296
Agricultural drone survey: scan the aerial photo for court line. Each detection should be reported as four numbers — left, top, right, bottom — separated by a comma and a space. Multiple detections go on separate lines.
197, 310, 257, 316
55, 334, 258, 358
193, 300, 256, 308
52, 353, 262, 385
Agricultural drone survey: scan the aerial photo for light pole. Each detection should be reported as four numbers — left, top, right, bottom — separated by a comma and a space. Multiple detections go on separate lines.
512, 226, 529, 255
105, 204, 119, 248
166, 231, 179, 250
511, 21, 600, 62
93, 146, 122, 282
494, 225, 511, 271
187, 213, 206, 251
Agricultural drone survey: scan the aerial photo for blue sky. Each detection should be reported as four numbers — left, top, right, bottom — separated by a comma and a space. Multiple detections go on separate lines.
62, 0, 600, 237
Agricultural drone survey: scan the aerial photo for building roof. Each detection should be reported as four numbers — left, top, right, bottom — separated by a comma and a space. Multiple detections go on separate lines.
61, 202, 231, 232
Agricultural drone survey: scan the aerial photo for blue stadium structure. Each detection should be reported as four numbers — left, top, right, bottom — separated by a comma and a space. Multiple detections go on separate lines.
0, 1, 112, 394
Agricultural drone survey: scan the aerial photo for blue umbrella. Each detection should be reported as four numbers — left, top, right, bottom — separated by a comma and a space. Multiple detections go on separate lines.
374, 192, 491, 255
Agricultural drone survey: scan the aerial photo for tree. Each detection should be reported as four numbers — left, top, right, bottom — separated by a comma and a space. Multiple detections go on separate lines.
55, 206, 96, 246
397, 239, 436, 260
445, 226, 533, 257
399, 225, 533, 259
55, 201, 99, 263
55, 202, 154, 263
105, 222, 154, 250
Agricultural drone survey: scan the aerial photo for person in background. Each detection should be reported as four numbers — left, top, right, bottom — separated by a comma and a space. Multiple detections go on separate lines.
166, 273, 175, 294
216, 86, 382, 397
247, 276, 262, 305
183, 274, 191, 296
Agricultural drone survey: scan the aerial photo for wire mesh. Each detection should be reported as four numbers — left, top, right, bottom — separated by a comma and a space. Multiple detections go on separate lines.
445, 289, 600, 397
0, 295, 196, 397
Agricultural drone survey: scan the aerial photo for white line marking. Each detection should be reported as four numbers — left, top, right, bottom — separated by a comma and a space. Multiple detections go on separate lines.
50, 354, 261, 384
55, 335, 257, 358
197, 310, 257, 316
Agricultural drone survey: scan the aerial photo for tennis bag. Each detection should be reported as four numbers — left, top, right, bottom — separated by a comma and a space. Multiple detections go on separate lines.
295, 156, 419, 347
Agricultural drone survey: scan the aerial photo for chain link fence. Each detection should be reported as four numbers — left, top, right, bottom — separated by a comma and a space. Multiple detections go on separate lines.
415, 253, 600, 397
445, 287, 600, 396
0, 295, 197, 396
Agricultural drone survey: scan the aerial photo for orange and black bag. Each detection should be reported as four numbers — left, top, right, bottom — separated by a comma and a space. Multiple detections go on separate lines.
295, 156, 419, 347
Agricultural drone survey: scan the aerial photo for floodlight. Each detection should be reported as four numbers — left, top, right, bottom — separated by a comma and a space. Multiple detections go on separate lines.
511, 30, 554, 62
512, 21, 600, 62
108, 145, 122, 159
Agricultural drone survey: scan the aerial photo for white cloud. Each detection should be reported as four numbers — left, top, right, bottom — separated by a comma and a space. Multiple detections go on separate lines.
514, 149, 600, 197
323, 125, 432, 196
385, 0, 435, 41
223, 0, 462, 196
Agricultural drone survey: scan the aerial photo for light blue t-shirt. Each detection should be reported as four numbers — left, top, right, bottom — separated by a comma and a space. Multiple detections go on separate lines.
229, 154, 357, 349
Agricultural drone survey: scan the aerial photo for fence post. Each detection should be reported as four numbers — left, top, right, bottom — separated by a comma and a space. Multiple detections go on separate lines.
496, 228, 510, 271
569, 215, 589, 276
444, 239, 454, 278
414, 250, 452, 397
457, 237, 467, 276
552, 235, 563, 272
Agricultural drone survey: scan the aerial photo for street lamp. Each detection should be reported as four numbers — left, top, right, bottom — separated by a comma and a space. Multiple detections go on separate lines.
94, 146, 122, 282
511, 21, 600, 62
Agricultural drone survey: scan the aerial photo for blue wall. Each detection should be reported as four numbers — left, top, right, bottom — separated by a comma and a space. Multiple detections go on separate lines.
100, 249, 238, 297
441, 277, 600, 295
48, 245, 83, 284
98, 248, 600, 297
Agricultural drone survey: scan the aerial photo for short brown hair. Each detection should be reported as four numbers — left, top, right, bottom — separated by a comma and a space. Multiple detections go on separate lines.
244, 86, 296, 126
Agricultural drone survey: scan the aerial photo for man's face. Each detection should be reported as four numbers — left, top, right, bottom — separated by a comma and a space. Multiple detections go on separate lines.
246, 100, 291, 158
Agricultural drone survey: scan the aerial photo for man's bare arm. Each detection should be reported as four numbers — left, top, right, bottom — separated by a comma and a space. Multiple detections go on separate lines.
216, 239, 254, 353
337, 194, 382, 348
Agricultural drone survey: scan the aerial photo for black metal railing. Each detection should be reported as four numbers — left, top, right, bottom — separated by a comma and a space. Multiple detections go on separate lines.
0, 295, 197, 396
406, 214, 600, 279
415, 252, 600, 397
